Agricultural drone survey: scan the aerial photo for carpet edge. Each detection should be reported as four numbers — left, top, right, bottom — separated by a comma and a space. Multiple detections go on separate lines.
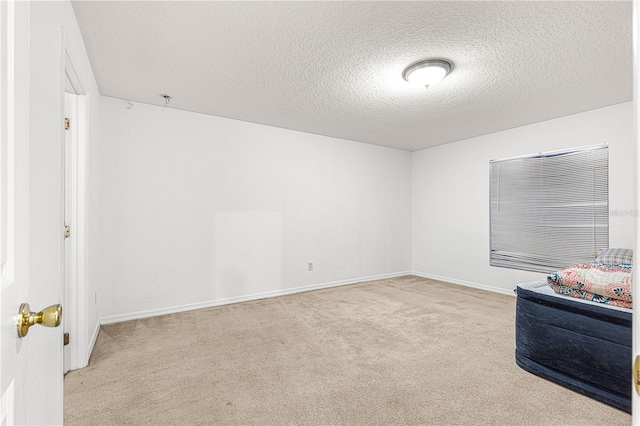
412, 270, 517, 297
100, 270, 413, 325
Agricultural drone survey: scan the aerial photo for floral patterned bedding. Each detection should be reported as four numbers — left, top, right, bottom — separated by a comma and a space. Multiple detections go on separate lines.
547, 263, 632, 309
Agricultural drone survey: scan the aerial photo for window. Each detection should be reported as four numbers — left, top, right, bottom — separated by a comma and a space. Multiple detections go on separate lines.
489, 145, 608, 273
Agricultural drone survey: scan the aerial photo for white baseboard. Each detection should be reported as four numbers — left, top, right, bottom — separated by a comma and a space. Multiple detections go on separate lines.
411, 271, 516, 297
100, 271, 413, 325
88, 321, 100, 362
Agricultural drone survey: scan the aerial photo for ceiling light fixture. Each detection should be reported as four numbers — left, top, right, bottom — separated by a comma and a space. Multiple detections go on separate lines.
402, 59, 453, 88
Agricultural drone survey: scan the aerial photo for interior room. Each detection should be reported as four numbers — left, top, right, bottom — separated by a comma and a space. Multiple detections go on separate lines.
1, 1, 636, 424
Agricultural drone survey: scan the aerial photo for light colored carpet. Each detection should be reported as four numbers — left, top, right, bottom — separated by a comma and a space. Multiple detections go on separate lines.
64, 276, 631, 425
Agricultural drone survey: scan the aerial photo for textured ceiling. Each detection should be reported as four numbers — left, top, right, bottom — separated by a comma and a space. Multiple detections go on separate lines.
72, 1, 632, 152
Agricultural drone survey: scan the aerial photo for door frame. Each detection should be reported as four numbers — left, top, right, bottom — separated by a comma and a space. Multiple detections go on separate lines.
62, 33, 91, 372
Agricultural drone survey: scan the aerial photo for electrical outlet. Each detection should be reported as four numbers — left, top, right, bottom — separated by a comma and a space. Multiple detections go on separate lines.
307, 262, 313, 271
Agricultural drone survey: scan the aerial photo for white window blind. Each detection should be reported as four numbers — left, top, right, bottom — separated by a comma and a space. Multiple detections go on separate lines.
489, 145, 608, 273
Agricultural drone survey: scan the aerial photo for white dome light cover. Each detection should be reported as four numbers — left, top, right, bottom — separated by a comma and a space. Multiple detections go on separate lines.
403, 59, 453, 88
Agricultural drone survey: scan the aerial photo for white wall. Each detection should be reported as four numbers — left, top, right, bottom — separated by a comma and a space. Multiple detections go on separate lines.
99, 97, 412, 322
101, 99, 634, 319
412, 102, 635, 294
28, 0, 101, 422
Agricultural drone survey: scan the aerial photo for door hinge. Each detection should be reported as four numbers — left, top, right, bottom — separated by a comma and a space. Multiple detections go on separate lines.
64, 117, 70, 130
64, 333, 70, 346
64, 225, 70, 239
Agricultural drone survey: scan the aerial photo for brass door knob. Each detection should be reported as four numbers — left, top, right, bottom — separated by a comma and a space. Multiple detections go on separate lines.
17, 303, 62, 338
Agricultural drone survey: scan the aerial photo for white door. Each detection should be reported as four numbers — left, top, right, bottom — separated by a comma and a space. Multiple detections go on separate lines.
0, 1, 31, 423
631, 1, 640, 425
634, 1, 640, 423
1, 1, 64, 424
